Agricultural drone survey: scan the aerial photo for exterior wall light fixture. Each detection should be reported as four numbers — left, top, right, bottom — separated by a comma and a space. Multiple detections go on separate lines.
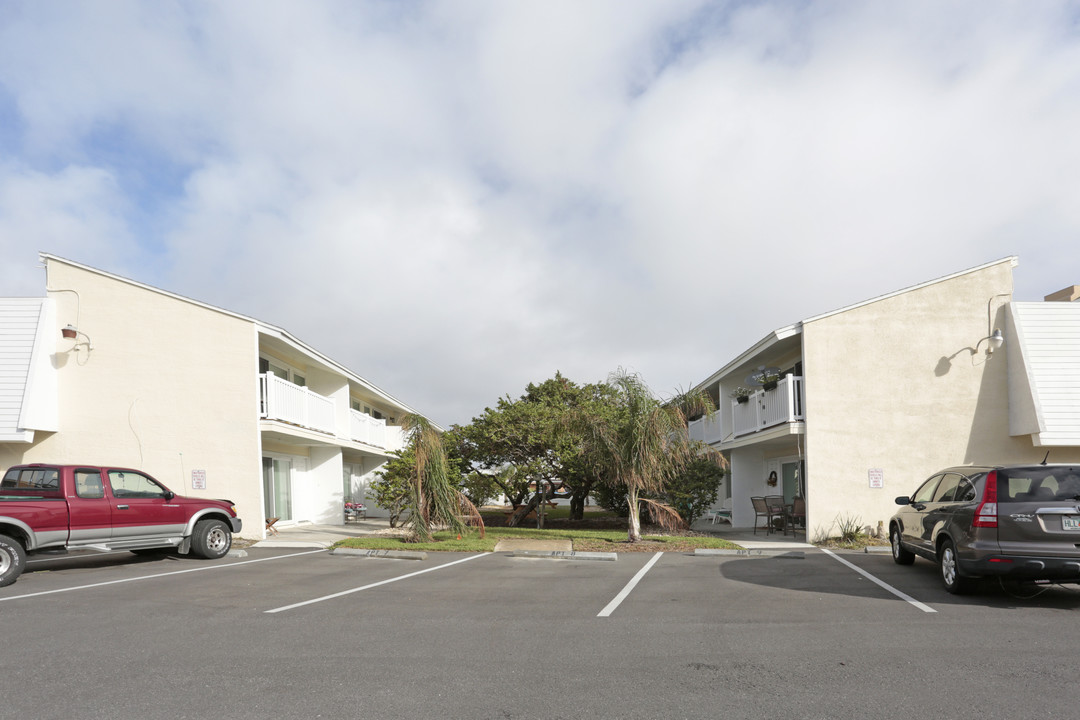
986, 328, 1004, 354
61, 324, 93, 350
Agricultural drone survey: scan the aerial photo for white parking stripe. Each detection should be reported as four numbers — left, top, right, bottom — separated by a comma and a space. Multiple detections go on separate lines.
0, 550, 327, 602
597, 551, 663, 617
264, 552, 494, 613
821, 549, 936, 613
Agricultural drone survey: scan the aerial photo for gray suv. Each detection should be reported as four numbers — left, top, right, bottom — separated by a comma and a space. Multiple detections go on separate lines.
890, 464, 1080, 593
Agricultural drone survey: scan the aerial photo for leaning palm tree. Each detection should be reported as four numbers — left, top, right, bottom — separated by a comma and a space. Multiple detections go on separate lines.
400, 413, 484, 543
574, 369, 717, 543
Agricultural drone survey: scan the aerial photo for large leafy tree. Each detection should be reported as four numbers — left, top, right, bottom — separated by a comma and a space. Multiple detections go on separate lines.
452, 372, 619, 524
573, 369, 719, 543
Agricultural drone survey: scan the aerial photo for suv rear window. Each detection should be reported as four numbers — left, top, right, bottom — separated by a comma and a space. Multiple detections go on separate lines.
998, 466, 1080, 502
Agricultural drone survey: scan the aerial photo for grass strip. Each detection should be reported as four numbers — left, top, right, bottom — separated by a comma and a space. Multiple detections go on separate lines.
334, 527, 742, 553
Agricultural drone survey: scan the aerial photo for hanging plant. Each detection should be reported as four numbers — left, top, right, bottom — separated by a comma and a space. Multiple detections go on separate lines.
729, 386, 756, 403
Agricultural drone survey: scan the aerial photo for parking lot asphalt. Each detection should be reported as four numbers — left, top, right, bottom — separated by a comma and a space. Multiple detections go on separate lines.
4, 546, 1080, 720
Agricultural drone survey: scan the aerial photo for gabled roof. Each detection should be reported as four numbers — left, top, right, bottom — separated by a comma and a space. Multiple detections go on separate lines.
695, 256, 1020, 391
38, 253, 436, 429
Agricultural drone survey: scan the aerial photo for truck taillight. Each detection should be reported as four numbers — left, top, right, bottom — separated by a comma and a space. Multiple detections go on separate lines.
973, 470, 998, 528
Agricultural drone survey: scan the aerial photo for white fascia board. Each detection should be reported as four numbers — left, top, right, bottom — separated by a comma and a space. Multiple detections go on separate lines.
40, 253, 439, 431
695, 323, 803, 391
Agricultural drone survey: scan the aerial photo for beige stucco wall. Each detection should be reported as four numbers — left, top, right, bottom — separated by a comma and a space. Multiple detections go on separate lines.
4, 260, 263, 537
800, 260, 1080, 539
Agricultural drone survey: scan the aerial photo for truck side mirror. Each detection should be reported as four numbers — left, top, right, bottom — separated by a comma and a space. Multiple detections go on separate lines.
894, 496, 911, 505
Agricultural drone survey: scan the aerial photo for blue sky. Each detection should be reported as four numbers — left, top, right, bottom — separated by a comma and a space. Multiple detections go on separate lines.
2, 0, 1079, 426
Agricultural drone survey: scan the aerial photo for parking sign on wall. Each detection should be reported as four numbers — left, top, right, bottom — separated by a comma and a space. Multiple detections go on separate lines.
192, 469, 206, 490
868, 468, 884, 488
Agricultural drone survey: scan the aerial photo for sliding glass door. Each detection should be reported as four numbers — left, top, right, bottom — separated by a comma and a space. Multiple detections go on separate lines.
262, 456, 293, 521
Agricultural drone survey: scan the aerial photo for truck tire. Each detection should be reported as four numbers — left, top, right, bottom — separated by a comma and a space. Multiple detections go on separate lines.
191, 519, 232, 559
0, 533, 27, 588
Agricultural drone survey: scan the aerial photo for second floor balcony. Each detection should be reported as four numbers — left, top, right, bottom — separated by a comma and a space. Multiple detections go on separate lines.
259, 373, 405, 452
732, 374, 804, 438
350, 408, 405, 452
260, 372, 336, 435
688, 375, 805, 445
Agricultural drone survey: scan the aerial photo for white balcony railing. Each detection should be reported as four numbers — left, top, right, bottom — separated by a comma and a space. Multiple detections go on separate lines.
732, 375, 804, 438
349, 409, 406, 452
259, 373, 336, 435
688, 413, 724, 445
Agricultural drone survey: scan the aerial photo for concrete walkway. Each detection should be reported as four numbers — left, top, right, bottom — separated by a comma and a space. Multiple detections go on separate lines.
252, 518, 398, 548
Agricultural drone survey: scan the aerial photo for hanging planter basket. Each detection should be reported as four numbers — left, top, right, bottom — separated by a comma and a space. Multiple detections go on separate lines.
736, 395, 749, 404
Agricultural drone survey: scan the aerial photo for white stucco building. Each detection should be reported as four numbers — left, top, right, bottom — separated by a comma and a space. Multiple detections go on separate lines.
0, 254, 430, 538
690, 257, 1080, 538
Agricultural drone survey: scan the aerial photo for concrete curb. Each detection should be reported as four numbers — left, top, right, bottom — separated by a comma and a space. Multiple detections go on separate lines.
864, 546, 893, 554
227, 549, 249, 558
511, 550, 617, 562
694, 548, 806, 558
331, 548, 427, 561
252, 541, 331, 549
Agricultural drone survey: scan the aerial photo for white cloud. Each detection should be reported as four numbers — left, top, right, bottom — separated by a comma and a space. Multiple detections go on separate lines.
2, 0, 1080, 425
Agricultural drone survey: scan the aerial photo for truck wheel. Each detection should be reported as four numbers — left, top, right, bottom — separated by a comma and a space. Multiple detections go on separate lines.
191, 519, 232, 559
0, 533, 27, 588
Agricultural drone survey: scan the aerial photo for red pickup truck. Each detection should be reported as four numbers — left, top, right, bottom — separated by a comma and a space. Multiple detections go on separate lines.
0, 464, 243, 587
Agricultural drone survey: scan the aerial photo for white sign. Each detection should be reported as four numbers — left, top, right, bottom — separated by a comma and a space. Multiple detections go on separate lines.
192, 469, 207, 490
868, 468, 884, 489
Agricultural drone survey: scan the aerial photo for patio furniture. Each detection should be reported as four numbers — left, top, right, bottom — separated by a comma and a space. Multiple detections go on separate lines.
784, 496, 806, 536
765, 495, 786, 532
751, 496, 782, 535
708, 497, 733, 525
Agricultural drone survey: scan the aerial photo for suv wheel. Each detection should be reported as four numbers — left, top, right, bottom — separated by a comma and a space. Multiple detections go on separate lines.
939, 539, 974, 594
890, 525, 915, 565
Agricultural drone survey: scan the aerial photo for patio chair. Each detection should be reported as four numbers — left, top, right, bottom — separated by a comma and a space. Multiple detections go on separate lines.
709, 497, 733, 525
765, 495, 786, 532
784, 496, 806, 537
751, 496, 781, 535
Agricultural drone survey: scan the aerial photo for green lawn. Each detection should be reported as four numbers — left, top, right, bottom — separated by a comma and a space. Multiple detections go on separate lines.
334, 526, 742, 553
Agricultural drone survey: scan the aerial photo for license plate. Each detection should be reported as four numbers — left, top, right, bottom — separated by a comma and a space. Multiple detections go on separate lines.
1063, 516, 1080, 531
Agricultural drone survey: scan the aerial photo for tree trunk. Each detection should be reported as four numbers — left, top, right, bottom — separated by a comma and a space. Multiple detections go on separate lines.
627, 488, 641, 542
507, 493, 542, 527
569, 493, 585, 520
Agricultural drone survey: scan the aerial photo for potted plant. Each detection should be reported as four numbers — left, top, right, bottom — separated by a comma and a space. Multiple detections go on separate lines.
758, 370, 781, 391
729, 387, 755, 404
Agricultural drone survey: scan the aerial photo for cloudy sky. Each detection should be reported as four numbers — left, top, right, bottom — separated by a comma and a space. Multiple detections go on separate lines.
2, 1, 1079, 427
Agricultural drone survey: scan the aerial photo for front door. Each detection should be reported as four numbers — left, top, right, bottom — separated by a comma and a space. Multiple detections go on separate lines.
781, 461, 801, 504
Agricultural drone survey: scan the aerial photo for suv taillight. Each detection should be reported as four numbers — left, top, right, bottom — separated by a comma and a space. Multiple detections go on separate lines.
972, 470, 998, 528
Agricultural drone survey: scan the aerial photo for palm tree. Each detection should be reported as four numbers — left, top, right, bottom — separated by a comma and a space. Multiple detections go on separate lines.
574, 369, 718, 543
400, 413, 483, 543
